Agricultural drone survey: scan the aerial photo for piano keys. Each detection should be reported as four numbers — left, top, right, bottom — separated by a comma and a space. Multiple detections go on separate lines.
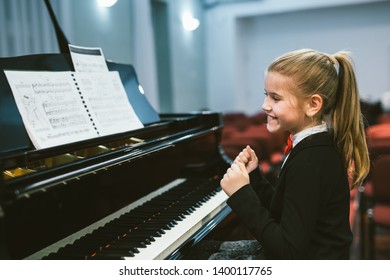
29, 178, 229, 260
0, 53, 232, 260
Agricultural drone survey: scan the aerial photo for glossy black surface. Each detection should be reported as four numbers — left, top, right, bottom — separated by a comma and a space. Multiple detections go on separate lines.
0, 54, 229, 258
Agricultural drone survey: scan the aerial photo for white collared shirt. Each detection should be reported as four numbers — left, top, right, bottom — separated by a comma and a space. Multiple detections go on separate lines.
282, 122, 328, 168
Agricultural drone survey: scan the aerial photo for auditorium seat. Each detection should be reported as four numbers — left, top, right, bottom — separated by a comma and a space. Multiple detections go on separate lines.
358, 122, 390, 258
363, 154, 390, 259
366, 123, 390, 138
377, 113, 390, 124
222, 112, 249, 130
247, 112, 267, 126
366, 123, 390, 162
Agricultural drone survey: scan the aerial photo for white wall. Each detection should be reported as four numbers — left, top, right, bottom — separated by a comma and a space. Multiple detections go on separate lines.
67, 0, 207, 113
66, 0, 134, 64
206, 0, 390, 114
65, 0, 160, 110
166, 0, 207, 112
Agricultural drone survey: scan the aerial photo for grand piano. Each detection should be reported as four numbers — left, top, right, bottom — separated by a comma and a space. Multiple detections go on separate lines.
0, 2, 232, 260
0, 53, 232, 260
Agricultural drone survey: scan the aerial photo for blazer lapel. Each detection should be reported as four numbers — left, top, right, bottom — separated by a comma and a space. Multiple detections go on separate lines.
278, 132, 333, 179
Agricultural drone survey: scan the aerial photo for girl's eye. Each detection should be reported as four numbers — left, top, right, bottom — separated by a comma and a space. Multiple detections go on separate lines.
271, 94, 281, 101
264, 91, 281, 101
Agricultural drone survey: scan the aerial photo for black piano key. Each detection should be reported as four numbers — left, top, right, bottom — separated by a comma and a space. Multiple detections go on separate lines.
98, 247, 136, 257
73, 233, 114, 245
143, 221, 175, 230
134, 225, 166, 234
120, 229, 163, 240
141, 223, 172, 231
118, 236, 152, 245
106, 242, 144, 252
119, 235, 155, 246
127, 234, 156, 242
158, 211, 186, 221
92, 228, 125, 238
43, 177, 223, 260
130, 229, 163, 238
97, 240, 141, 254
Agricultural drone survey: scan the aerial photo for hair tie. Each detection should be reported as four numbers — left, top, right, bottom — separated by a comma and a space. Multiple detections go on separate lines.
328, 55, 339, 76
333, 61, 340, 76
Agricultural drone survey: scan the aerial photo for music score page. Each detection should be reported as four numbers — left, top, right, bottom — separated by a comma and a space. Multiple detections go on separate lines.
4, 70, 144, 149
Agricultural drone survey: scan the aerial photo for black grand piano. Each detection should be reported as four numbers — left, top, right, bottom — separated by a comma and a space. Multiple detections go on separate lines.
0, 53, 232, 260
0, 2, 232, 260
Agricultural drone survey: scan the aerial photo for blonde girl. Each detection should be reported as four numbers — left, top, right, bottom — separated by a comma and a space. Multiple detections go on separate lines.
219, 49, 370, 259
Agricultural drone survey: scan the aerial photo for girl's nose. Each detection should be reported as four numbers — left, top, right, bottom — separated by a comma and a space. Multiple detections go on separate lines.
262, 98, 271, 112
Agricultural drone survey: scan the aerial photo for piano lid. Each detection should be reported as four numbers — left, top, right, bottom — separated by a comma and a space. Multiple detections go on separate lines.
0, 54, 160, 154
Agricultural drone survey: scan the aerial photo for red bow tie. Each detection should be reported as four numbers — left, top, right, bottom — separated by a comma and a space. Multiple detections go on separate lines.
284, 134, 293, 155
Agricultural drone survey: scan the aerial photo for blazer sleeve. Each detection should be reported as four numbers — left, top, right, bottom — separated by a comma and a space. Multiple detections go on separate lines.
248, 167, 275, 209
227, 151, 327, 259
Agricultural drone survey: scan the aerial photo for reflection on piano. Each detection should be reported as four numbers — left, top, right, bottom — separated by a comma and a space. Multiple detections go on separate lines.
0, 52, 232, 260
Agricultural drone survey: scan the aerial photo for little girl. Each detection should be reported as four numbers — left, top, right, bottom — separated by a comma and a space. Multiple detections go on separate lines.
219, 49, 370, 259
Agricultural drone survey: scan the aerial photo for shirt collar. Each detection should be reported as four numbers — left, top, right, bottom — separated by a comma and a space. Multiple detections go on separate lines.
292, 122, 328, 148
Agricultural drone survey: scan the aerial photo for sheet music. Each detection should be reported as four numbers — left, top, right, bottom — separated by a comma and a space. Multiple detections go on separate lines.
4, 70, 144, 149
69, 44, 109, 72
75, 71, 144, 136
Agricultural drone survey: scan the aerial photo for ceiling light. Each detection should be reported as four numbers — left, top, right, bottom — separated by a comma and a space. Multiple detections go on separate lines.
97, 0, 118, 8
182, 12, 200, 31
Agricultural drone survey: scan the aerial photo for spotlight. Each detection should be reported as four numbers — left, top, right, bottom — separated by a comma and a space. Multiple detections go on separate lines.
97, 0, 118, 8
182, 12, 200, 31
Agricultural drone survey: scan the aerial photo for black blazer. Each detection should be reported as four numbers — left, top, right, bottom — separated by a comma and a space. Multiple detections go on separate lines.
227, 132, 352, 259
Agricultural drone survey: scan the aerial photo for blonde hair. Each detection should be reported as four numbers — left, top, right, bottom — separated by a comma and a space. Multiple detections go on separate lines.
267, 49, 369, 188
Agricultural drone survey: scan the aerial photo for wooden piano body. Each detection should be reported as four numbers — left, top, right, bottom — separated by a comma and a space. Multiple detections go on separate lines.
0, 53, 232, 259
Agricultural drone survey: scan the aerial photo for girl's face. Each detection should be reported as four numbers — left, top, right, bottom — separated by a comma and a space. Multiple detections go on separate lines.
262, 71, 309, 135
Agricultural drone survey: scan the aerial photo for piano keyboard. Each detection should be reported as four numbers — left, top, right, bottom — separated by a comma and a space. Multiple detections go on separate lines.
28, 177, 228, 260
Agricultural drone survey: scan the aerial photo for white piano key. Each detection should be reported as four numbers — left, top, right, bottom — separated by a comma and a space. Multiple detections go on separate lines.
126, 189, 228, 260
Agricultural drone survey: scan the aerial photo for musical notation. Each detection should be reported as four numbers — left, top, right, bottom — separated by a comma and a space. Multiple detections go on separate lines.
4, 70, 144, 149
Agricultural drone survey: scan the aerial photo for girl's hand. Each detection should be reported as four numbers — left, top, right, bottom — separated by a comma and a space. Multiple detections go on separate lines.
220, 161, 249, 197
234, 145, 259, 173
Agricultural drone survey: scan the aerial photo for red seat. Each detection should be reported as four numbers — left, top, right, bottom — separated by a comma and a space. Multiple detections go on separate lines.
366, 123, 390, 166
362, 154, 390, 259
247, 112, 267, 125
222, 113, 249, 130
378, 113, 390, 124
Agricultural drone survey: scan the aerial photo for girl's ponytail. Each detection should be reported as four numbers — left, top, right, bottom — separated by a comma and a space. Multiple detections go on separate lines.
332, 52, 370, 188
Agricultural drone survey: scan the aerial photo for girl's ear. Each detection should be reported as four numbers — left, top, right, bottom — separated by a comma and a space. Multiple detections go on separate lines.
305, 94, 323, 117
